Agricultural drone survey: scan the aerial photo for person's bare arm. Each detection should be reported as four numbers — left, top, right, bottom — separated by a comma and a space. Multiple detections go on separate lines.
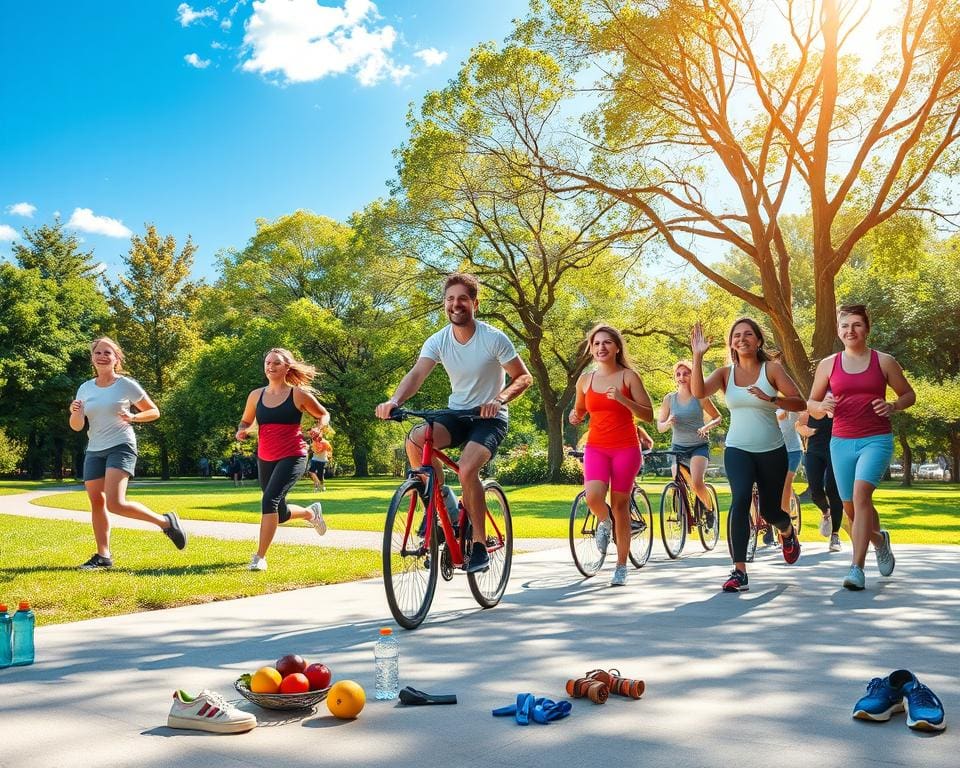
807, 357, 835, 418
656, 396, 675, 433
697, 398, 723, 438
120, 394, 160, 424
875, 353, 916, 417
236, 389, 260, 440
569, 374, 588, 425
376, 357, 437, 419
295, 389, 330, 426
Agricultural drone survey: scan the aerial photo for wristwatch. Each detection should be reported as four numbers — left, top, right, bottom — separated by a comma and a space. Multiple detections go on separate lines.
494, 398, 505, 407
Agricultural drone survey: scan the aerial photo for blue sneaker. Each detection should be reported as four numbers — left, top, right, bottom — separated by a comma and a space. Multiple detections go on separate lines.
843, 564, 866, 591
905, 680, 946, 731
595, 518, 611, 555
852, 670, 914, 721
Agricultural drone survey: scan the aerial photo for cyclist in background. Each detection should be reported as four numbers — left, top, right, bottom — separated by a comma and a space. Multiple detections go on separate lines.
569, 324, 654, 586
375, 273, 532, 574
657, 359, 722, 520
691, 318, 806, 593
808, 304, 915, 591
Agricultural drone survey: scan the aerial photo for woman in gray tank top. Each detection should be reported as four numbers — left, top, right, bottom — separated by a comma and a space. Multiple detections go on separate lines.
690, 317, 806, 593
656, 359, 722, 514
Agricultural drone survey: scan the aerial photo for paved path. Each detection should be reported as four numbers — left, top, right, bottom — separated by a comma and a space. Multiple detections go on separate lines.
1, 493, 957, 767
0, 490, 560, 552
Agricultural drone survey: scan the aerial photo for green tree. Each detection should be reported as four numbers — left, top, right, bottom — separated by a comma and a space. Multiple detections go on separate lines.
108, 225, 202, 478
1, 221, 109, 478
513, 0, 960, 387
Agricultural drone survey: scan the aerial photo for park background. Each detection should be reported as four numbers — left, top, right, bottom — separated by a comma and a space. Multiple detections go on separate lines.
1, 1, 959, 622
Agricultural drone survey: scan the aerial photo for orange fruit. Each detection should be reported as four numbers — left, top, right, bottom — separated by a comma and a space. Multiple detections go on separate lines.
250, 666, 282, 693
326, 680, 365, 719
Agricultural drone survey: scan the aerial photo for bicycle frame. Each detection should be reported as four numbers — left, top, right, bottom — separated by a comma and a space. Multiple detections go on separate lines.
404, 419, 508, 568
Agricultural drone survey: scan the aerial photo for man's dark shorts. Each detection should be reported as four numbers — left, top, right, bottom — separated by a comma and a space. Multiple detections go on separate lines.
433, 414, 509, 457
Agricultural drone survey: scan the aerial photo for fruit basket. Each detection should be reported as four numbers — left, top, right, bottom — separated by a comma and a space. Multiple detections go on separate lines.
234, 677, 331, 711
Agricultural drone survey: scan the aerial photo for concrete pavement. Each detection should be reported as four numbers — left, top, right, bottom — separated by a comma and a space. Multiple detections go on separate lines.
0, 493, 957, 767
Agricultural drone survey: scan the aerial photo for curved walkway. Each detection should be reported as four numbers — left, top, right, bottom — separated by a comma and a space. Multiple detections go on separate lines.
0, 490, 562, 551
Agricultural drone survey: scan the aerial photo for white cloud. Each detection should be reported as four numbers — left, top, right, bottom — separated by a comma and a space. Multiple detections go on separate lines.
241, 0, 411, 86
0, 224, 19, 241
220, 18, 233, 31
66, 208, 133, 238
211, 40, 227, 49
7, 202, 37, 217
184, 52, 212, 68
178, 3, 218, 26
414, 47, 447, 67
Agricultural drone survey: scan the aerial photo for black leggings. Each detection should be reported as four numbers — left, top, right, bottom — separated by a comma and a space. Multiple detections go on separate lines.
805, 449, 844, 534
725, 445, 791, 563
258, 455, 307, 523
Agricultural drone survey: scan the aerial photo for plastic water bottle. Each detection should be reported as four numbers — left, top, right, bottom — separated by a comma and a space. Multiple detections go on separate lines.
374, 627, 400, 700
441, 485, 460, 534
12, 601, 35, 666
0, 604, 12, 668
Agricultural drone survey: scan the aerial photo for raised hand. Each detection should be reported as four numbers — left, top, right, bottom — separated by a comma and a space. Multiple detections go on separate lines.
691, 322, 711, 357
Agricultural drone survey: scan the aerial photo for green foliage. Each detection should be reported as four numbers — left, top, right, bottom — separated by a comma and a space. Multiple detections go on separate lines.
494, 449, 584, 485
0, 427, 25, 474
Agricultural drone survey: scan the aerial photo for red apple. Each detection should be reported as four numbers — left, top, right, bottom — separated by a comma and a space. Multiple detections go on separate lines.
276, 653, 307, 677
304, 662, 332, 691
279, 672, 310, 694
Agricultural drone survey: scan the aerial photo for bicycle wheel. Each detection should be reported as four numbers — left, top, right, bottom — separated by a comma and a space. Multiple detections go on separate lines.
726, 504, 759, 563
628, 487, 654, 568
382, 479, 438, 630
569, 490, 604, 577
789, 491, 802, 536
467, 480, 513, 609
696, 484, 721, 551
659, 482, 687, 559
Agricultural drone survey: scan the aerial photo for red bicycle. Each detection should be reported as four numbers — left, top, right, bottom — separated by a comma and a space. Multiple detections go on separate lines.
382, 408, 513, 630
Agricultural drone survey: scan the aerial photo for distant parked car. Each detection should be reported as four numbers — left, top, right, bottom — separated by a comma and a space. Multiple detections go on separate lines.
917, 464, 952, 481
705, 464, 724, 478
889, 464, 904, 478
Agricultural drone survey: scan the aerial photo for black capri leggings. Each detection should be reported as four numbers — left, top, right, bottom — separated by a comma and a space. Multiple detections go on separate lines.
805, 449, 844, 534
258, 455, 307, 523
725, 445, 792, 563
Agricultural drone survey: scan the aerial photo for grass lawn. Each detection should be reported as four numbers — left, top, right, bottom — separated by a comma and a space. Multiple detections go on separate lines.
27, 476, 960, 543
0, 515, 380, 626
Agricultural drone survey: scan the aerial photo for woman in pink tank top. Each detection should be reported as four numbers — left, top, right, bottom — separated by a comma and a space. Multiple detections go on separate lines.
808, 305, 915, 592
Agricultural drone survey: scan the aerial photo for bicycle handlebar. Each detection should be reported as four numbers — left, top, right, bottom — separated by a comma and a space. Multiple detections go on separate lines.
388, 406, 483, 423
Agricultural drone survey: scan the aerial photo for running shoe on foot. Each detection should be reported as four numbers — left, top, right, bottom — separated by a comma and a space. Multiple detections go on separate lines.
853, 670, 913, 721
843, 564, 865, 590
722, 568, 749, 592
168, 689, 258, 734
163, 511, 188, 550
308, 502, 327, 536
248, 554, 267, 572
466, 541, 490, 573
79, 553, 113, 570
905, 680, 946, 732
819, 514, 832, 538
781, 527, 801, 564
829, 533, 842, 552
875, 529, 895, 577
610, 564, 627, 587
595, 518, 612, 555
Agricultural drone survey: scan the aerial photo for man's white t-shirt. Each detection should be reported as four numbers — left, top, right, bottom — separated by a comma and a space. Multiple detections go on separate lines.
419, 321, 519, 416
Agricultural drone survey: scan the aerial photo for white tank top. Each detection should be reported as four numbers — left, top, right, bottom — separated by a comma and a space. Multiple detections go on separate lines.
723, 363, 784, 452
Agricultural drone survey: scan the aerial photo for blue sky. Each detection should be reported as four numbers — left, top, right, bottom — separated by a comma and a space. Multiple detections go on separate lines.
0, 0, 528, 278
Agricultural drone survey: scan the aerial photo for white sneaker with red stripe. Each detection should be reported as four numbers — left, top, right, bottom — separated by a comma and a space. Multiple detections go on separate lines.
167, 689, 258, 733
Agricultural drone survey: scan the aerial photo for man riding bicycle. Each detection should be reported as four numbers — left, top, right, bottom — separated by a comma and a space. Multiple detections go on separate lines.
375, 273, 532, 573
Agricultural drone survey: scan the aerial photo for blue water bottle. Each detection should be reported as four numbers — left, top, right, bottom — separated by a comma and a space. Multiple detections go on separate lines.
0, 604, 12, 668
12, 601, 35, 666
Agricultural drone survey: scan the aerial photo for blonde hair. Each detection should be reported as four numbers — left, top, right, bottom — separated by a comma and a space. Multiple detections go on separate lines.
265, 348, 317, 389
90, 336, 127, 374
673, 359, 694, 377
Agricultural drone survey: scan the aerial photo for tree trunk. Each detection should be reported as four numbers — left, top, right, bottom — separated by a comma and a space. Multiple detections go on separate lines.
52, 434, 64, 481
353, 445, 369, 477
160, 435, 170, 480
543, 399, 566, 483
767, 306, 815, 391
950, 429, 959, 484
812, 268, 840, 362
898, 430, 913, 487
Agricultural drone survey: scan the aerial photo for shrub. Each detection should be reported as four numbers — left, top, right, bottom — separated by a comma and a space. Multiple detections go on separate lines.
493, 449, 583, 485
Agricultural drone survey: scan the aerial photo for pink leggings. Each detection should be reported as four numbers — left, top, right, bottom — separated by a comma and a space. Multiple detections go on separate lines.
583, 444, 643, 493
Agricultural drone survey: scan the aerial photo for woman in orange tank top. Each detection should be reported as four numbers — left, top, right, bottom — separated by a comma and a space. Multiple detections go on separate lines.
570, 325, 654, 586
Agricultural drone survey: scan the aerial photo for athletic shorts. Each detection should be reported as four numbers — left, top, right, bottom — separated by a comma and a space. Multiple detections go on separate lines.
432, 413, 509, 458
786, 449, 803, 474
583, 444, 643, 494
83, 442, 137, 481
309, 459, 326, 474
670, 442, 709, 466
830, 433, 894, 502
